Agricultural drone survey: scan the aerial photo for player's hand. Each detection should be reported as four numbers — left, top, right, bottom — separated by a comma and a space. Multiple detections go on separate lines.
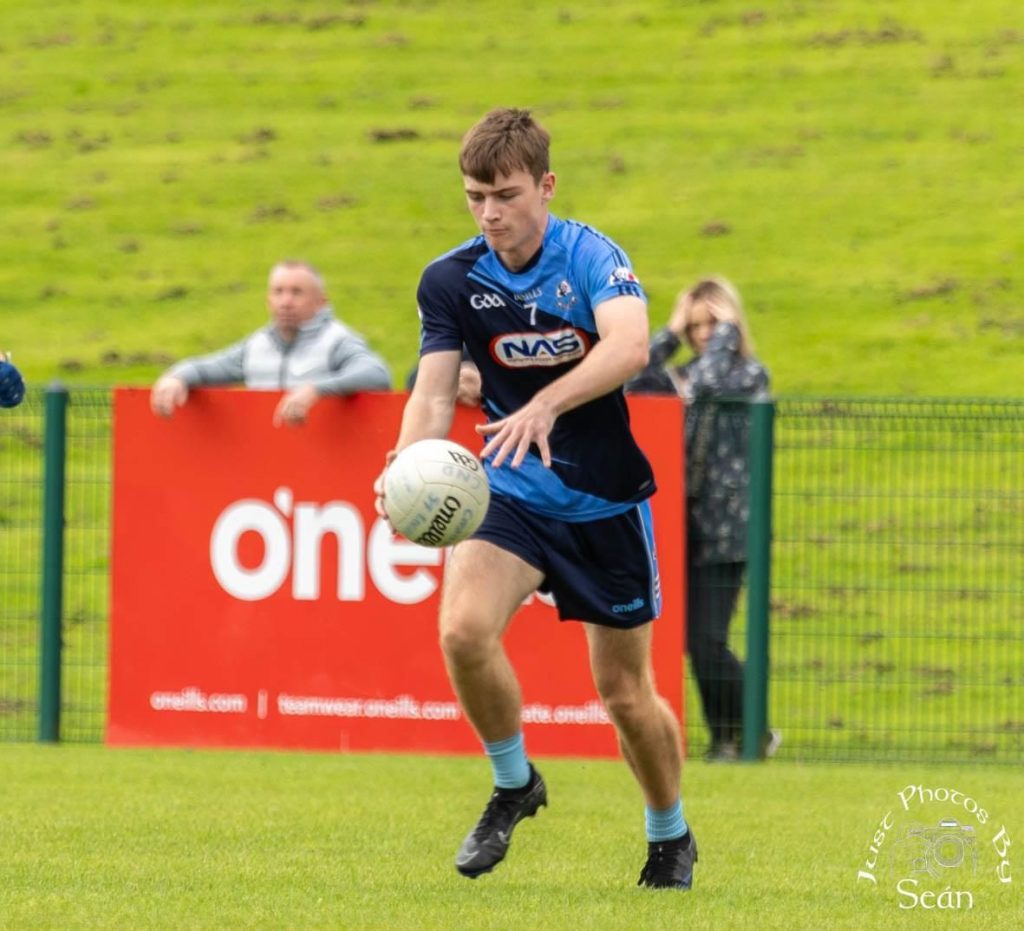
150, 376, 189, 418
476, 397, 557, 469
373, 449, 398, 522
273, 384, 320, 428
456, 363, 482, 407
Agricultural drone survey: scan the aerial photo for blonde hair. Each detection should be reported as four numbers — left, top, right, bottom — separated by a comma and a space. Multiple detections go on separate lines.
678, 277, 755, 358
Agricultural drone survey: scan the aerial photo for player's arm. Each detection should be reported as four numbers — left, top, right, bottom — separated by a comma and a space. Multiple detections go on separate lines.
395, 349, 462, 450
477, 294, 648, 468
374, 349, 461, 518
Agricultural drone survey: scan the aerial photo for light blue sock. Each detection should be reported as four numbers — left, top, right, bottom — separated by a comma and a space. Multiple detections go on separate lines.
484, 733, 530, 789
645, 801, 688, 842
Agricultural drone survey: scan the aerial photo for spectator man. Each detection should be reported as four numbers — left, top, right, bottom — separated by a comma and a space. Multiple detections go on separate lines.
151, 260, 391, 426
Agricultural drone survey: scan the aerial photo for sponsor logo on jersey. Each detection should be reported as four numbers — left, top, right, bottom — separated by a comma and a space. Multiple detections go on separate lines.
608, 266, 640, 286
490, 327, 591, 368
470, 292, 507, 310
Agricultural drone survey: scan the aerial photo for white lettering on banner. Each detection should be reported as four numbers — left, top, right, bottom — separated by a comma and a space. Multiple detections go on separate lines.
367, 518, 444, 604
278, 693, 461, 721
521, 700, 611, 725
293, 500, 364, 601
149, 687, 248, 713
210, 495, 291, 601
209, 487, 443, 604
275, 693, 612, 726
145, 685, 612, 727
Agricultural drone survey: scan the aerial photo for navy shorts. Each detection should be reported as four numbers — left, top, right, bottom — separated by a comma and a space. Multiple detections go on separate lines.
471, 493, 662, 628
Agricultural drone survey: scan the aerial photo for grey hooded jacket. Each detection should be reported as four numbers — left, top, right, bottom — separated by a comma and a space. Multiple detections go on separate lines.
166, 306, 391, 395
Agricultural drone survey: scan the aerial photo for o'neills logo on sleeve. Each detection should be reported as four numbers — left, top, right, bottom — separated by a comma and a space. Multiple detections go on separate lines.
490, 327, 590, 368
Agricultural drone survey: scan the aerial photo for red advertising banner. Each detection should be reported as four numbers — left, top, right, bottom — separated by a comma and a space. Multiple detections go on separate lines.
108, 388, 684, 758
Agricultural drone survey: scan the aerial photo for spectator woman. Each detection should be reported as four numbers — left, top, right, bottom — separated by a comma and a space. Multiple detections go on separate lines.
628, 278, 774, 761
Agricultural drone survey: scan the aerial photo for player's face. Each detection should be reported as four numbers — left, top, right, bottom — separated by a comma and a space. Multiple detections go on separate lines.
267, 267, 325, 339
685, 301, 716, 355
464, 168, 555, 271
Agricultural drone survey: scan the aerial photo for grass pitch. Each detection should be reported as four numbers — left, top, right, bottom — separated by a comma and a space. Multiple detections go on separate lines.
3, 0, 1021, 396
1, 745, 1020, 929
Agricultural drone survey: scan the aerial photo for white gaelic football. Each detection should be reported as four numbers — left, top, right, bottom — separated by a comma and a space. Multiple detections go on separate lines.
384, 439, 490, 547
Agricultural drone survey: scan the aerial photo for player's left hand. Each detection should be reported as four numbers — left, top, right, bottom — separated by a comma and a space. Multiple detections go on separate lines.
373, 449, 399, 523
456, 362, 482, 407
273, 384, 320, 427
476, 397, 556, 469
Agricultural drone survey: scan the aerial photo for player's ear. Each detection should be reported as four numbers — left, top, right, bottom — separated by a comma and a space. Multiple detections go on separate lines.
540, 171, 556, 203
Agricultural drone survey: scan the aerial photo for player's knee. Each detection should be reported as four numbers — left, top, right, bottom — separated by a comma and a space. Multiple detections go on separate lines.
594, 676, 647, 725
439, 616, 494, 667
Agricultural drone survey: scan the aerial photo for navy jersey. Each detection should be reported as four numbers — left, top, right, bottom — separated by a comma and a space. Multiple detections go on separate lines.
417, 214, 656, 521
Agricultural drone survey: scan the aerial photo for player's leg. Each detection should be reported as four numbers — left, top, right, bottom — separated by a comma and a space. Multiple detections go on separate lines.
440, 537, 548, 878
586, 622, 697, 889
586, 622, 681, 807
439, 538, 542, 741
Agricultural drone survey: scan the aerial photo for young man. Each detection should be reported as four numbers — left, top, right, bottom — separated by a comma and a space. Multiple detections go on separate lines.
150, 260, 391, 426
374, 108, 695, 889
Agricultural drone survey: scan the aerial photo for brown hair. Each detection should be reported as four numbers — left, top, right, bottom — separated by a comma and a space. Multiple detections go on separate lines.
459, 108, 550, 183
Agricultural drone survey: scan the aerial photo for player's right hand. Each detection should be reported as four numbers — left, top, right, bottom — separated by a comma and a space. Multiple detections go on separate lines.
476, 395, 556, 469
150, 376, 189, 418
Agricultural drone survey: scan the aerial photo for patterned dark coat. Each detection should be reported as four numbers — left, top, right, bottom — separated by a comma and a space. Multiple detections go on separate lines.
627, 322, 770, 565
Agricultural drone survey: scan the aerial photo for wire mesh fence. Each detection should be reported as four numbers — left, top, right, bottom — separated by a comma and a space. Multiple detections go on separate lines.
2, 390, 1022, 762
0, 386, 110, 743
767, 399, 1024, 763
61, 389, 111, 742
0, 389, 43, 741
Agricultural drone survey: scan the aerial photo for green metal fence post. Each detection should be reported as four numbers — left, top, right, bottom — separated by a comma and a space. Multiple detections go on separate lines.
39, 382, 68, 743
743, 399, 775, 761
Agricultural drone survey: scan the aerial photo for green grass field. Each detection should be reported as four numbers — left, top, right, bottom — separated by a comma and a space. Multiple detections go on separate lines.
1, 745, 1021, 929
3, 0, 1021, 395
